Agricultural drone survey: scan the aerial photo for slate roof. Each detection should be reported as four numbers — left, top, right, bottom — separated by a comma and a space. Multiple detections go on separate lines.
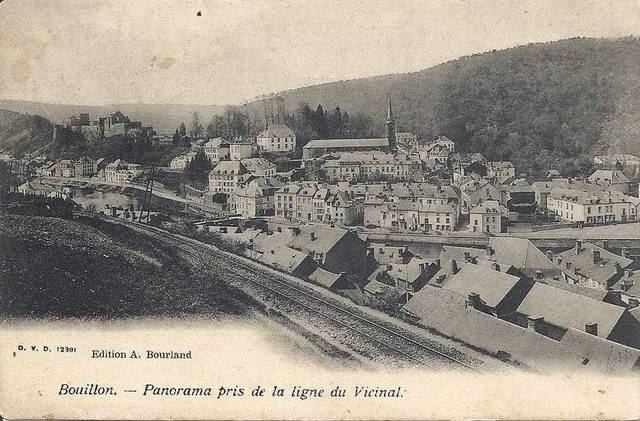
442, 264, 523, 309
537, 278, 608, 301
469, 199, 507, 215
588, 169, 630, 185
257, 124, 295, 138
559, 328, 640, 372
241, 157, 276, 172
403, 286, 586, 371
517, 282, 626, 339
304, 138, 389, 149
557, 242, 632, 285
488, 237, 560, 277
308, 267, 343, 289
258, 246, 312, 274
286, 225, 351, 255
211, 160, 246, 175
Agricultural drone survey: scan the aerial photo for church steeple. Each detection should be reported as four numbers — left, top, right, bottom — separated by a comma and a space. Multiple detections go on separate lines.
385, 99, 396, 152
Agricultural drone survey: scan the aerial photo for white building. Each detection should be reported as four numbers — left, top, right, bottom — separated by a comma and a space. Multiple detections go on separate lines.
548, 187, 638, 224
256, 124, 296, 152
169, 151, 198, 170
229, 177, 283, 217
468, 199, 508, 233
322, 152, 421, 182
363, 199, 458, 232
203, 138, 230, 163
208, 161, 247, 194
104, 159, 143, 183
229, 139, 258, 161
395, 132, 418, 149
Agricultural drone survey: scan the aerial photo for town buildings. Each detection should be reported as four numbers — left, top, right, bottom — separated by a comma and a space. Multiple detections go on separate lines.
240, 157, 276, 177
322, 152, 421, 182
229, 177, 283, 217
229, 138, 258, 161
468, 199, 508, 233
256, 124, 296, 152
208, 161, 248, 194
204, 138, 230, 162
103, 159, 143, 183
548, 187, 638, 224
170, 151, 198, 170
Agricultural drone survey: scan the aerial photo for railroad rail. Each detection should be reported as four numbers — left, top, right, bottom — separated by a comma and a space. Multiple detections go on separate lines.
102, 217, 484, 372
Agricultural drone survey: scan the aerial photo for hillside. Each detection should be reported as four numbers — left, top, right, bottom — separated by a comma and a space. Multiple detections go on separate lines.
0, 101, 226, 135
247, 37, 640, 177
0, 109, 53, 158
0, 214, 256, 318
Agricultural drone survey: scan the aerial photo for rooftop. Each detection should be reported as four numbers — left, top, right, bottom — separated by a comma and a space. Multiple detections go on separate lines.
304, 138, 389, 149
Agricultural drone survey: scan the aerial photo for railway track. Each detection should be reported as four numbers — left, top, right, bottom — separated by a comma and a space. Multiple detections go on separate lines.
103, 217, 484, 372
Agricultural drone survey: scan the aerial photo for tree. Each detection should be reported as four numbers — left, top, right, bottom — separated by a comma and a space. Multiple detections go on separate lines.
190, 112, 204, 139
184, 150, 212, 188
178, 122, 187, 137
206, 115, 226, 138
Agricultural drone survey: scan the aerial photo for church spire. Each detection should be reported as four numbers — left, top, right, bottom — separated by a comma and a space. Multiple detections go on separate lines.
385, 99, 396, 152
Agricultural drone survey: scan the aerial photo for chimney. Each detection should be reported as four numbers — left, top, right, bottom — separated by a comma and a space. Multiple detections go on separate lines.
436, 274, 446, 284
491, 262, 500, 271
546, 250, 553, 261
386, 264, 393, 271
576, 240, 583, 253
466, 292, 481, 308
557, 257, 563, 265
486, 246, 495, 258
527, 315, 544, 333
628, 298, 639, 309
621, 247, 629, 258
463, 251, 471, 262
535, 269, 544, 280
592, 249, 601, 264
450, 259, 459, 274
310, 232, 316, 241
585, 322, 598, 336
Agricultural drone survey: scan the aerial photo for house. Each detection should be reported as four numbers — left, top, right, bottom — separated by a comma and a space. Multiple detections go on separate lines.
170, 151, 198, 170
610, 269, 640, 307
208, 161, 247, 194
587, 170, 631, 194
256, 124, 296, 152
228, 177, 283, 218
531, 181, 554, 210
363, 199, 458, 232
229, 138, 258, 160
486, 161, 516, 183
486, 237, 562, 280
459, 179, 501, 212
322, 152, 421, 182
403, 286, 592, 372
365, 256, 437, 300
553, 240, 633, 291
545, 169, 562, 179
56, 160, 76, 178
548, 187, 637, 224
516, 282, 640, 348
240, 157, 276, 177
203, 138, 230, 162
286, 225, 368, 281
593, 154, 640, 168
255, 239, 317, 278
417, 143, 450, 166
395, 132, 417, 150
104, 159, 143, 183
468, 199, 508, 233
74, 156, 97, 177
274, 183, 301, 219
429, 135, 456, 152
441, 264, 533, 318
36, 162, 57, 177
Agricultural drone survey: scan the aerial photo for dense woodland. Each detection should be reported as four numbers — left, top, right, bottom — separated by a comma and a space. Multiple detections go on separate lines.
2, 37, 640, 178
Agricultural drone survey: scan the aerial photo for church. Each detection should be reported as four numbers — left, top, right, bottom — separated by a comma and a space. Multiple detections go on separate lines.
302, 100, 397, 161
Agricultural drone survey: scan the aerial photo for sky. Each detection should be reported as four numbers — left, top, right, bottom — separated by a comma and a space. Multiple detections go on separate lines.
1, 0, 639, 106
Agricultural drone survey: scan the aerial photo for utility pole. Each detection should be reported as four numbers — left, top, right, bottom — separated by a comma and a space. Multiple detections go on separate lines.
140, 164, 155, 223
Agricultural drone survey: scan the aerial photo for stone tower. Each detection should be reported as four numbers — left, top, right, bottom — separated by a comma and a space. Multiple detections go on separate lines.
385, 99, 397, 152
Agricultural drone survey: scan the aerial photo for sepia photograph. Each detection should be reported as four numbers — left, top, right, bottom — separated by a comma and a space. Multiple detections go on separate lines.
0, 0, 640, 419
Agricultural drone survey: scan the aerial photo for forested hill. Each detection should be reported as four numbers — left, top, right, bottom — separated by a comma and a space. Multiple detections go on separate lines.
0, 109, 53, 158
251, 37, 640, 177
